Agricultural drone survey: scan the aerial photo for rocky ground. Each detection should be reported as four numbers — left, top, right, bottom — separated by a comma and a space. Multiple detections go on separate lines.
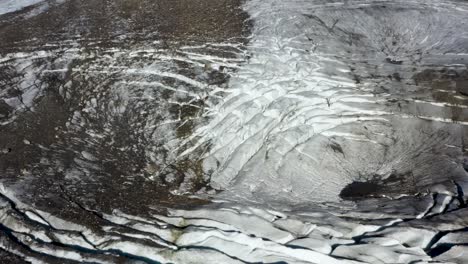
0, 0, 250, 216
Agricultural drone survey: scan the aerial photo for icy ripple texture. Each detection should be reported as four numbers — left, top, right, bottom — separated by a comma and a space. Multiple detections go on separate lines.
183, 0, 468, 205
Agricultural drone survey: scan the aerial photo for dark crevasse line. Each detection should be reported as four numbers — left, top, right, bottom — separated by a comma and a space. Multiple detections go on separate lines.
0, 220, 163, 264
0, 190, 99, 250
425, 227, 468, 257
61, 200, 179, 249
0, 190, 167, 263
347, 193, 456, 248
428, 242, 468, 258
176, 245, 249, 264
453, 180, 466, 208
0, 225, 83, 264
57, 184, 179, 249
1, 198, 250, 264
422, 193, 439, 218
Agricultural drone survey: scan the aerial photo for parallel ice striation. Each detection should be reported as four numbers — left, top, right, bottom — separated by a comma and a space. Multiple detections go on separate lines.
0, 39, 246, 195
182, 0, 468, 204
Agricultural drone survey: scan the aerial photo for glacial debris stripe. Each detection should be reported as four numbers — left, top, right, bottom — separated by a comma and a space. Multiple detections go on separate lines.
183, 0, 468, 206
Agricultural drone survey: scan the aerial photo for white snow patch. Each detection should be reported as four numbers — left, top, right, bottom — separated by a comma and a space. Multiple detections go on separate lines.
0, 0, 43, 15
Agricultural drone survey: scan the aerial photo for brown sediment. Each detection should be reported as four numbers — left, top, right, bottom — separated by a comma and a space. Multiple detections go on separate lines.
0, 248, 28, 264
0, 0, 251, 52
0, 0, 251, 219
412, 68, 468, 123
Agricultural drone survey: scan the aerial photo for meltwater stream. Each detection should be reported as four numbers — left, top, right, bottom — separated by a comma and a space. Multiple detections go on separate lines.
0, 0, 468, 263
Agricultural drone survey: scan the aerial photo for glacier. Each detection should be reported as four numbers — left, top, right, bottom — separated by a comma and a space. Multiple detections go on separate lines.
0, 0, 467, 263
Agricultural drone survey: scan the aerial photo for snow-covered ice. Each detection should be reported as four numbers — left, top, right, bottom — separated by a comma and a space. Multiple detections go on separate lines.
181, 0, 468, 206
0, 0, 44, 15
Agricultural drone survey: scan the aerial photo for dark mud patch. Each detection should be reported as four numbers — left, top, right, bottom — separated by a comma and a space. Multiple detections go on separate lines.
0, 100, 13, 120
0, 248, 28, 264
339, 181, 381, 200
457, 80, 468, 96
412, 68, 468, 98
340, 172, 420, 201
0, 0, 251, 52
412, 68, 468, 123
